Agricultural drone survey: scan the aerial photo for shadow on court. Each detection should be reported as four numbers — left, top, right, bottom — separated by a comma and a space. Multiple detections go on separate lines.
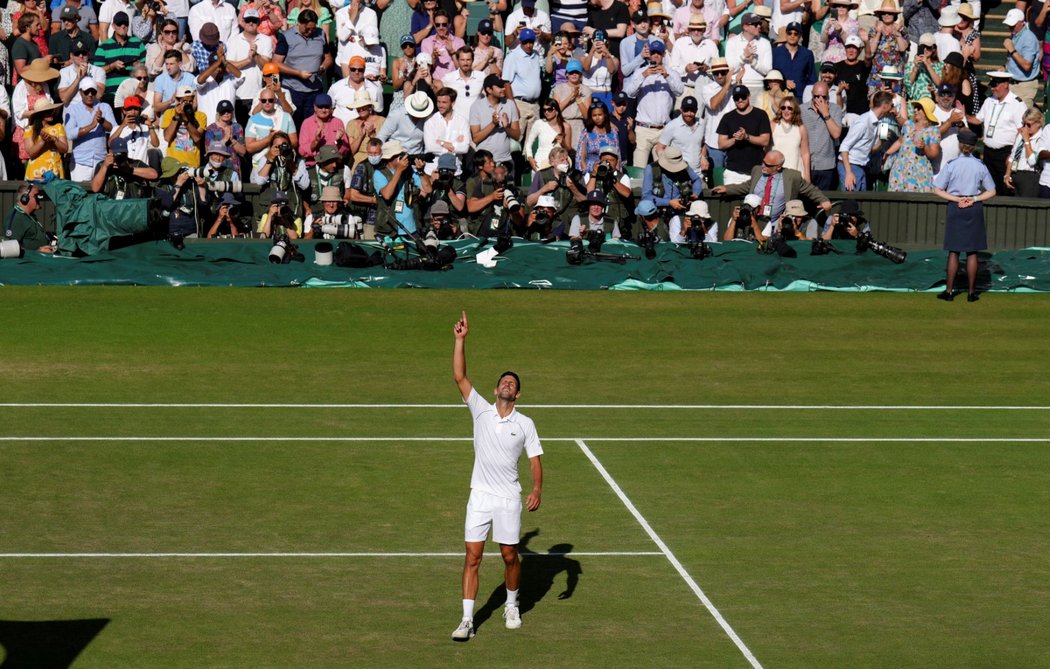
0, 618, 109, 668
474, 529, 582, 630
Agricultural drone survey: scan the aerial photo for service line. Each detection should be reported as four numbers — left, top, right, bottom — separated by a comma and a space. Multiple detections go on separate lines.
0, 403, 1047, 410
0, 551, 661, 559
0, 437, 1047, 443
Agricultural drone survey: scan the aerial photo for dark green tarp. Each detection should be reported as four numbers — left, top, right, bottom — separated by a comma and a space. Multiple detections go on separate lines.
43, 180, 152, 256
1, 237, 1048, 291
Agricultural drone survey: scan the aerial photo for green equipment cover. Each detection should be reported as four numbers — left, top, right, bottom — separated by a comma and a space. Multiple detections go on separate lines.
43, 179, 152, 256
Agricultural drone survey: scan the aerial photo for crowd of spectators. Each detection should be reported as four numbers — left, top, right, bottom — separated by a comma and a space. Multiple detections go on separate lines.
2, 0, 1049, 248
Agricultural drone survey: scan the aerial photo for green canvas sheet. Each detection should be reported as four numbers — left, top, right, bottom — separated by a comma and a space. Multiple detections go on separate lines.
1, 238, 1048, 291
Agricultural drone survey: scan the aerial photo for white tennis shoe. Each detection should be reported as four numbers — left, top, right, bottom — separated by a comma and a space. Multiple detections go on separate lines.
503, 605, 521, 630
451, 618, 475, 641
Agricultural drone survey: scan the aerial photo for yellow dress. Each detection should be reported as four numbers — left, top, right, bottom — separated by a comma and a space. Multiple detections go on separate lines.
24, 124, 67, 180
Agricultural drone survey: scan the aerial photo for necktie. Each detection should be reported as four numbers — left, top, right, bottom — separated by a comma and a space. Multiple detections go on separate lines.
761, 174, 775, 209
1013, 139, 1025, 163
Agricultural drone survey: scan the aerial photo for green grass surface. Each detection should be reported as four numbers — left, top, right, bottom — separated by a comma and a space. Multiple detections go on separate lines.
1, 288, 1049, 667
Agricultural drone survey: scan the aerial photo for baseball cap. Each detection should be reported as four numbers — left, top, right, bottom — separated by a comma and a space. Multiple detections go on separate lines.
60, 6, 79, 20
478, 19, 494, 34
271, 191, 289, 204
484, 73, 507, 89
1004, 8, 1025, 26
635, 199, 658, 217
522, 0, 536, 6
958, 129, 978, 145
112, 11, 130, 26
400, 34, 416, 46
648, 40, 665, 54
437, 153, 457, 171
820, 61, 838, 73
731, 85, 750, 99
519, 28, 536, 42
743, 193, 762, 209
586, 190, 608, 206
79, 77, 99, 91
845, 35, 864, 49
348, 55, 366, 68
742, 12, 763, 25
839, 200, 862, 216
206, 141, 230, 156
123, 95, 143, 110
263, 63, 280, 76
217, 99, 234, 114
632, 10, 647, 23
614, 91, 629, 105
175, 85, 195, 97
316, 145, 340, 164
681, 96, 698, 112
243, 7, 261, 20
360, 26, 380, 45
786, 21, 803, 33
599, 146, 619, 158
566, 59, 584, 74
314, 93, 333, 108
937, 83, 956, 96
110, 137, 129, 155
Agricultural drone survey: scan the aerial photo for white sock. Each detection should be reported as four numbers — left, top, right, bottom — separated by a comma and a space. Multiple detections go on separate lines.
506, 589, 518, 608
462, 599, 474, 620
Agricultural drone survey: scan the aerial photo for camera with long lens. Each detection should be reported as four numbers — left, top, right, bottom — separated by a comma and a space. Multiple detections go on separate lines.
312, 216, 363, 240
529, 212, 551, 240
586, 228, 604, 253
856, 231, 906, 264
637, 226, 657, 260
595, 162, 616, 192
763, 232, 797, 258
810, 238, 841, 256
268, 234, 304, 264
686, 217, 711, 259
737, 203, 753, 227
503, 189, 522, 215
566, 238, 585, 265
0, 239, 24, 259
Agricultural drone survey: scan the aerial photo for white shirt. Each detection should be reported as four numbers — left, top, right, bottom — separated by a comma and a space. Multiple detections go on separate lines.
442, 69, 486, 124
344, 43, 387, 79
724, 34, 772, 89
197, 72, 243, 125
1037, 125, 1050, 187
227, 31, 274, 102
59, 64, 108, 98
771, 1, 803, 36
328, 78, 383, 125
465, 388, 543, 500
931, 104, 961, 177
976, 93, 1028, 149
668, 36, 720, 88
505, 7, 552, 53
700, 77, 733, 149
188, 0, 238, 44
98, 0, 134, 40
335, 4, 379, 66
935, 33, 962, 62
112, 122, 154, 163
423, 111, 470, 172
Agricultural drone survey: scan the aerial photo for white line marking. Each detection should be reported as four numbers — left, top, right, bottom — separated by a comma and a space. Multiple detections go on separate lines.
0, 551, 662, 559
575, 439, 763, 669
0, 437, 1047, 443
0, 403, 1047, 410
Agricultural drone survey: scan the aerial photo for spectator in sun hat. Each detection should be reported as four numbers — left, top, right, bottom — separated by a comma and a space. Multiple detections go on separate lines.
668, 15, 718, 97
379, 90, 433, 155
506, 0, 553, 51
672, 0, 722, 43
624, 38, 683, 168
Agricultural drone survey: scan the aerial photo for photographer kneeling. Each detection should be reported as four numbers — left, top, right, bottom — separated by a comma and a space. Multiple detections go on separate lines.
569, 190, 623, 240
633, 199, 669, 254
584, 147, 633, 239
257, 191, 303, 240
305, 186, 368, 240
90, 137, 158, 199
671, 200, 718, 244
754, 199, 815, 243
206, 192, 247, 238
641, 147, 703, 239
525, 146, 587, 240
820, 200, 869, 240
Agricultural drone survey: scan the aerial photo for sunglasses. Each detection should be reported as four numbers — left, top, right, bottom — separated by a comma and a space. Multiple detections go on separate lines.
762, 161, 781, 168
162, 29, 177, 34
543, 106, 557, 112
402, 43, 415, 48
83, 89, 98, 95
812, 94, 828, 99
435, 22, 449, 27
315, 104, 332, 109
260, 97, 276, 102
732, 95, 749, 101
135, 76, 148, 81
349, 68, 364, 73
780, 104, 793, 110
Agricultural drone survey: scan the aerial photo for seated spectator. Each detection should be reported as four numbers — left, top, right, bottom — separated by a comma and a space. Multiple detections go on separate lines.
886, 98, 941, 193
329, 55, 383, 118
380, 90, 432, 156
90, 136, 158, 198
23, 99, 69, 180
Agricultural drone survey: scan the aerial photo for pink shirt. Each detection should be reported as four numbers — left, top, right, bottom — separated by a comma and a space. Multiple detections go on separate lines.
297, 114, 350, 166
421, 34, 465, 82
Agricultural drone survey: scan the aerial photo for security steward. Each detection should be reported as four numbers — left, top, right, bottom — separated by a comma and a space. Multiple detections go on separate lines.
4, 184, 54, 253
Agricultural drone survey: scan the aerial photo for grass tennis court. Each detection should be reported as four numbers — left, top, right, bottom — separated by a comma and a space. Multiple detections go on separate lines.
2, 288, 1049, 667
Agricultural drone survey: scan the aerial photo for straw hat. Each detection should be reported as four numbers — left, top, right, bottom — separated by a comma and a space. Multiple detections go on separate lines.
28, 98, 63, 116
957, 2, 976, 20
910, 97, 937, 123
21, 57, 60, 83
874, 0, 901, 14
646, 1, 670, 18
878, 65, 903, 80
351, 88, 375, 109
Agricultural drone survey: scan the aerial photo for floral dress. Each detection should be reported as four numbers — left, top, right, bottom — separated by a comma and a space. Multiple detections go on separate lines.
24, 122, 66, 180
867, 32, 906, 94
821, 16, 860, 64
575, 128, 620, 173
904, 60, 943, 100
888, 120, 938, 193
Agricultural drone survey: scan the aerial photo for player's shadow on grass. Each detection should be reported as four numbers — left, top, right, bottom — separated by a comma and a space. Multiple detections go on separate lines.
0, 618, 109, 668
474, 529, 581, 630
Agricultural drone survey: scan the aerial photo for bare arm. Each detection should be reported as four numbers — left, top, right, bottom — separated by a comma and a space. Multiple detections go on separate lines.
526, 455, 542, 511
452, 310, 472, 401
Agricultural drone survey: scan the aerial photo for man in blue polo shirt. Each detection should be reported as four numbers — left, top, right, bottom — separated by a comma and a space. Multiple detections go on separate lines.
64, 77, 117, 181
503, 28, 542, 142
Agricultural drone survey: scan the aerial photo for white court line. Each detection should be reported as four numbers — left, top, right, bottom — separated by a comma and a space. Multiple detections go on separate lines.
575, 439, 764, 669
0, 403, 1048, 410
0, 551, 661, 559
0, 436, 1047, 443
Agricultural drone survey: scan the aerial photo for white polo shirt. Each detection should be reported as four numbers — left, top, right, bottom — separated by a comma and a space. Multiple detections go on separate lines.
466, 387, 543, 500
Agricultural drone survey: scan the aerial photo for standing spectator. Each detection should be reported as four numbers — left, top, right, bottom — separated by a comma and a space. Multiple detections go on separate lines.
549, 0, 588, 31
712, 149, 832, 228
609, 91, 634, 165
166, 0, 189, 43
411, 0, 439, 45
204, 99, 246, 179
524, 99, 570, 171
1003, 108, 1044, 197
902, 0, 939, 59
245, 85, 298, 162
930, 82, 969, 178
585, 0, 629, 57
12, 13, 44, 86
624, 40, 683, 167
575, 99, 619, 173
837, 89, 895, 191
195, 40, 242, 125
473, 20, 504, 76
771, 95, 810, 180
669, 16, 718, 102
421, 10, 464, 81
299, 94, 349, 167
580, 29, 618, 110
655, 96, 705, 174
941, 51, 979, 117
161, 85, 206, 167
957, 4, 982, 68
227, 8, 273, 127
64, 77, 117, 180
506, 0, 552, 51
92, 11, 145, 106
188, 0, 236, 44
836, 36, 871, 122
700, 57, 733, 173
344, 25, 386, 82
286, 0, 332, 43
15, 0, 50, 60
804, 62, 842, 105
725, 13, 772, 98
866, 0, 907, 96
904, 35, 943, 100
424, 87, 470, 173
716, 85, 772, 185
887, 98, 940, 192
23, 98, 69, 179
935, 8, 962, 61
274, 10, 332, 128
756, 69, 789, 120
442, 46, 486, 123
967, 71, 1028, 194
619, 10, 653, 79
545, 28, 575, 86
241, 0, 286, 44
552, 59, 592, 148
153, 49, 197, 118
58, 46, 107, 106
821, 0, 861, 65
932, 129, 995, 302
13, 58, 60, 164
1003, 8, 1041, 108
1036, 112, 1050, 198
146, 19, 192, 78
469, 75, 521, 174
379, 90, 432, 155
51, 0, 99, 40
772, 21, 815, 97
49, 6, 97, 66
335, 0, 378, 78
97, 0, 135, 42
801, 81, 845, 191
673, 0, 725, 44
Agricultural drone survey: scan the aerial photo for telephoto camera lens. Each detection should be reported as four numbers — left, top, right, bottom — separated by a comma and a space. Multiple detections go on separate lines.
320, 222, 357, 239
566, 238, 585, 265
268, 237, 290, 263
0, 239, 25, 259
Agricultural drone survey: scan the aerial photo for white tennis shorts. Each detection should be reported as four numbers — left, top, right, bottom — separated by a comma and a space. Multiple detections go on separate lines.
464, 489, 521, 545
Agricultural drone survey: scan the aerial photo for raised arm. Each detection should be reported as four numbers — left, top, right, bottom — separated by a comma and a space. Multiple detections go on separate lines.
453, 310, 472, 401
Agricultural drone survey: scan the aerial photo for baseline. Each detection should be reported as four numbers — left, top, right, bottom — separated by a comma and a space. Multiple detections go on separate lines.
575, 439, 764, 669
0, 403, 1048, 410
1, 437, 1047, 442
0, 551, 661, 559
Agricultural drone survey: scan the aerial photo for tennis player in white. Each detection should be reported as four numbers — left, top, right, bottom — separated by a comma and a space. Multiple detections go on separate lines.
451, 310, 544, 642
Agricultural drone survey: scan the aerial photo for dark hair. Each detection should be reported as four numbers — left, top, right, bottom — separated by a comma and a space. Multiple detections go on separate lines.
435, 86, 457, 103
434, 9, 450, 21
298, 8, 318, 23
164, 48, 182, 61
871, 90, 894, 109
455, 46, 474, 60
161, 18, 179, 34
498, 371, 520, 393
584, 101, 611, 132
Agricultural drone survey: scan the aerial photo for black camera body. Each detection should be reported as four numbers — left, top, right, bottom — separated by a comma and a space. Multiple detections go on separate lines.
737, 203, 754, 227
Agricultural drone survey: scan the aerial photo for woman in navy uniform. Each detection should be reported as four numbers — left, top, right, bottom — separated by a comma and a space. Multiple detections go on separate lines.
932, 129, 996, 302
